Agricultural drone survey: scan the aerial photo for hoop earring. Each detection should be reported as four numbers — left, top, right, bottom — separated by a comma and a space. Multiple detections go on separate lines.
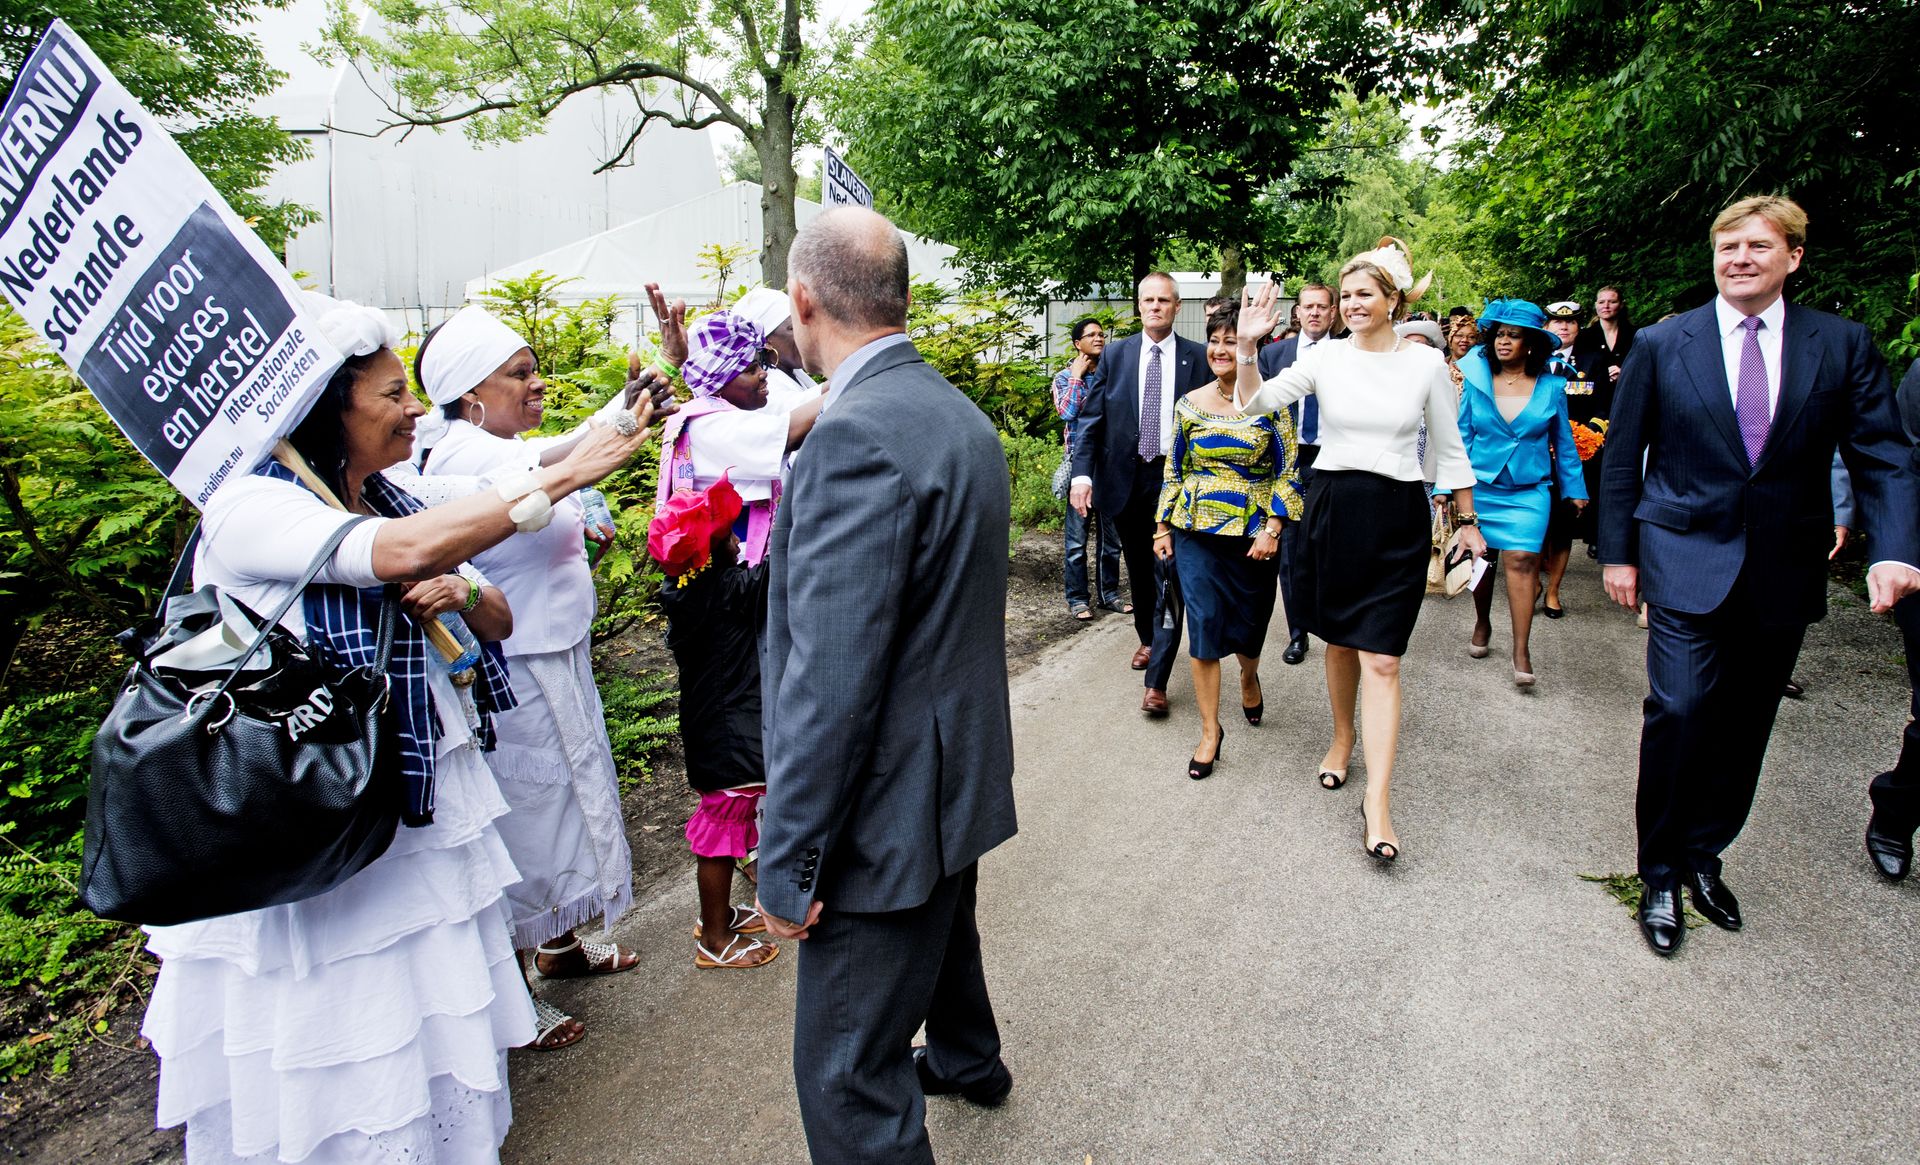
466, 399, 487, 430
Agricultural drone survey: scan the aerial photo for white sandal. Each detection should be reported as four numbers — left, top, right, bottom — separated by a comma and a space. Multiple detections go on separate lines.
525, 997, 584, 1051
692, 904, 767, 938
694, 934, 779, 970
534, 936, 639, 978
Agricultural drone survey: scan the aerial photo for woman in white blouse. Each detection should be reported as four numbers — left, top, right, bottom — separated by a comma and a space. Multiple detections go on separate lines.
1236, 245, 1489, 862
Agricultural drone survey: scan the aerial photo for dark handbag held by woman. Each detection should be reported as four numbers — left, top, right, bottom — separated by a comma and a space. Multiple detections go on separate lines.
80, 517, 403, 926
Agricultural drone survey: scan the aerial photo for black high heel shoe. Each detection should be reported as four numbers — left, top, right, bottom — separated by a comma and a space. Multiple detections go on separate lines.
1188, 727, 1225, 780
1242, 679, 1264, 726
1360, 805, 1399, 862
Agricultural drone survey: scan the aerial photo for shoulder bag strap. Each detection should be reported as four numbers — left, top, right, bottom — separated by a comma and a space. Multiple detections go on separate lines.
209, 516, 375, 700
162, 525, 204, 599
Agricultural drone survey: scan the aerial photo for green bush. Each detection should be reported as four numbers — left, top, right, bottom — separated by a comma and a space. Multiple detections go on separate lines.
595, 668, 680, 794
0, 687, 150, 1079
1002, 432, 1064, 534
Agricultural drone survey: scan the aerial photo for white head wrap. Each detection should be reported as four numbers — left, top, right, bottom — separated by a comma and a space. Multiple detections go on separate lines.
415, 305, 532, 449
299, 291, 395, 358
732, 287, 792, 334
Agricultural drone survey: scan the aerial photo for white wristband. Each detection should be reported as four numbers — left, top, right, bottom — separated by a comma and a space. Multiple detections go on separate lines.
508, 489, 553, 532
495, 471, 553, 532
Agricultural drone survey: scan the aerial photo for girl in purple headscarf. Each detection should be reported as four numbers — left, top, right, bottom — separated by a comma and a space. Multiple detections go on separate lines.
656, 308, 825, 566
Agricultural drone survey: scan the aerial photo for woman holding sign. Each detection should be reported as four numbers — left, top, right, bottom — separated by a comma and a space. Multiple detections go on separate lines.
411, 296, 690, 1017
140, 300, 660, 1160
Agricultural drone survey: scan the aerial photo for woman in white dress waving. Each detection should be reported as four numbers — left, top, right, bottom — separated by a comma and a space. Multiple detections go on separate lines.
1235, 243, 1489, 863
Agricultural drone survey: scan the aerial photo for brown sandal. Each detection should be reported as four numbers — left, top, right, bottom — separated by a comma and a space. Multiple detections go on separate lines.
694, 935, 780, 970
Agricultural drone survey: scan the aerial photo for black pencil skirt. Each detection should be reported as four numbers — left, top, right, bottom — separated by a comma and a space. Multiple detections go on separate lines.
1288, 469, 1432, 657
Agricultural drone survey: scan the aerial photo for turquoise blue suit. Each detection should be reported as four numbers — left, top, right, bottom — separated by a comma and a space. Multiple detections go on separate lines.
1456, 346, 1587, 552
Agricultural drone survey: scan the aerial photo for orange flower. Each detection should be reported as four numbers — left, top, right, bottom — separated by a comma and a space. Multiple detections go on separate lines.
1570, 420, 1606, 462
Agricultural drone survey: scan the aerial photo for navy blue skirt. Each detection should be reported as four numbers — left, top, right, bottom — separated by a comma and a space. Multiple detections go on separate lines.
1173, 529, 1280, 661
1291, 470, 1430, 656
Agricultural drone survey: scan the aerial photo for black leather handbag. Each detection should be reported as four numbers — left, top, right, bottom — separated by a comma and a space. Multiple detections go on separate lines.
80, 518, 403, 926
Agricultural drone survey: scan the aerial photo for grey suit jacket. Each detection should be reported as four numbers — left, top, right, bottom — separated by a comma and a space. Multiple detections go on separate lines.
757, 341, 1017, 920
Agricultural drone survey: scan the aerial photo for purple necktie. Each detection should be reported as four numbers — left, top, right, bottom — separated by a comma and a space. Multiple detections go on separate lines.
1139, 343, 1163, 460
1735, 316, 1769, 466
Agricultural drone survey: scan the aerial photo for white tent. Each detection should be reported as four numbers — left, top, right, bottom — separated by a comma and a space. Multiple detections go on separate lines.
252, 0, 723, 331
465, 183, 964, 337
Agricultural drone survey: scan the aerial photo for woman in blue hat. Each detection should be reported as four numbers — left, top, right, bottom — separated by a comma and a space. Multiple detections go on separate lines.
1451, 299, 1587, 685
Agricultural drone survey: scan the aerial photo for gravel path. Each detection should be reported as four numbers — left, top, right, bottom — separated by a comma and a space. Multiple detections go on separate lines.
500, 555, 1920, 1164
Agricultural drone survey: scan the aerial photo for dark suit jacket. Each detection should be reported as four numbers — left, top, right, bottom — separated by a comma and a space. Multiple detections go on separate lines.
1598, 300, 1920, 623
1070, 330, 1208, 514
758, 341, 1017, 920
1549, 348, 1613, 426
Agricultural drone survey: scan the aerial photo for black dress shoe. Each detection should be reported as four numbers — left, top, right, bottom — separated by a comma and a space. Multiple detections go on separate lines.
1866, 811, 1914, 881
1685, 871, 1742, 931
913, 1046, 1012, 1107
1637, 885, 1684, 956
1783, 680, 1805, 699
1282, 635, 1308, 666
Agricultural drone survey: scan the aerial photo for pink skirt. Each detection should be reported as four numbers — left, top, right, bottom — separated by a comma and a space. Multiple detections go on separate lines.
686, 788, 763, 859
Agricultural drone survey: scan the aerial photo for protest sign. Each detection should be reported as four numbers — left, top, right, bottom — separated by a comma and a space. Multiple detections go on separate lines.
823, 146, 873, 209
0, 20, 343, 508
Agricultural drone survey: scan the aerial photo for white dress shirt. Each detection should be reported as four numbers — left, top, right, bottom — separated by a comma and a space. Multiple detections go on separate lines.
1714, 294, 1786, 415
1137, 331, 1180, 458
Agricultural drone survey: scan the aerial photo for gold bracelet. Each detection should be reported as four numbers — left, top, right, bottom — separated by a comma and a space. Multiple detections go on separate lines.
1153, 531, 1173, 542
1453, 512, 1479, 527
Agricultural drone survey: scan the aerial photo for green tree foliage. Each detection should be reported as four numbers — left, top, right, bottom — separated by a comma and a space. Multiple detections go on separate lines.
1271, 90, 1511, 308
326, 0, 853, 286
1414, 0, 1920, 339
907, 280, 1052, 436
833, 0, 1416, 302
0, 1, 315, 251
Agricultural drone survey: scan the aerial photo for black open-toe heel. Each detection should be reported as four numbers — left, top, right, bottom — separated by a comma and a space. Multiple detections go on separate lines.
1188, 727, 1225, 780
1319, 767, 1348, 790
1360, 805, 1399, 862
1242, 679, 1264, 726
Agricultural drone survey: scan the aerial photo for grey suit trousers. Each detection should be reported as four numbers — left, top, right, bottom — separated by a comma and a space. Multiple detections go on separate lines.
792, 865, 1002, 1164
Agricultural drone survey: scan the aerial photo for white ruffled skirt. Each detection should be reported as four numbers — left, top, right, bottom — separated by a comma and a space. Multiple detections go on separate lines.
486, 639, 634, 950
141, 737, 536, 1163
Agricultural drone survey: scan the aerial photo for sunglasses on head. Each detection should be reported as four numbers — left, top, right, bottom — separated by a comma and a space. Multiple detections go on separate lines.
753, 347, 779, 370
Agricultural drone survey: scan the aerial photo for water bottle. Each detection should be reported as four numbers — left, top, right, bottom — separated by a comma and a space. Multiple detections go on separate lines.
580, 487, 616, 568
433, 610, 483, 674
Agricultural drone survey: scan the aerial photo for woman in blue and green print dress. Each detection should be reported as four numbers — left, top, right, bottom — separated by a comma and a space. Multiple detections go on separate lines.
1153, 303, 1305, 780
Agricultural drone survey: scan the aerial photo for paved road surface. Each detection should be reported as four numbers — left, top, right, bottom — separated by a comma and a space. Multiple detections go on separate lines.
503, 556, 1919, 1164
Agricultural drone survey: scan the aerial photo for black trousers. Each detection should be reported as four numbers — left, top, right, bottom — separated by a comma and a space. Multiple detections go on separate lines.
1114, 458, 1183, 691
792, 864, 1002, 1165
1637, 568, 1807, 890
1869, 591, 1920, 832
1277, 444, 1319, 640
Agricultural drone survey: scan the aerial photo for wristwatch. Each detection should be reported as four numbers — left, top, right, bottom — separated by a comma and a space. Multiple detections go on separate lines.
1236, 354, 1257, 366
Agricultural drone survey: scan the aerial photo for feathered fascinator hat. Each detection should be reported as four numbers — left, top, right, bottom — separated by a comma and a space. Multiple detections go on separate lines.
647, 473, 745, 582
1349, 236, 1434, 304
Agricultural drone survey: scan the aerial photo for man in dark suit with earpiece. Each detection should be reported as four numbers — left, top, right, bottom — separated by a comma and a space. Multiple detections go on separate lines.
1070, 272, 1208, 715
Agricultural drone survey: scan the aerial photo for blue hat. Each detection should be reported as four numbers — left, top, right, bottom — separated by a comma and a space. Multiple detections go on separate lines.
1475, 298, 1556, 349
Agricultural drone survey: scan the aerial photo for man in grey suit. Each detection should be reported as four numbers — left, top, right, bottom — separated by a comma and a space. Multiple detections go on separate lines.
756, 207, 1018, 1163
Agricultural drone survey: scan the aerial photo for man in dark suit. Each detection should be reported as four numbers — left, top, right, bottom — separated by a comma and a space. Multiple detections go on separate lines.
1600, 195, 1920, 956
1069, 272, 1208, 714
757, 207, 1018, 1162
1257, 280, 1336, 665
1866, 357, 1920, 880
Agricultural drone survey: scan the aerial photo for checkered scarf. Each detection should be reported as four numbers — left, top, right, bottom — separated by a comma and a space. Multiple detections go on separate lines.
255, 462, 518, 826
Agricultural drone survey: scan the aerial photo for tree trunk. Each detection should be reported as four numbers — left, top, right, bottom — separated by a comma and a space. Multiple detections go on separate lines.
1218, 244, 1246, 299
754, 82, 799, 288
